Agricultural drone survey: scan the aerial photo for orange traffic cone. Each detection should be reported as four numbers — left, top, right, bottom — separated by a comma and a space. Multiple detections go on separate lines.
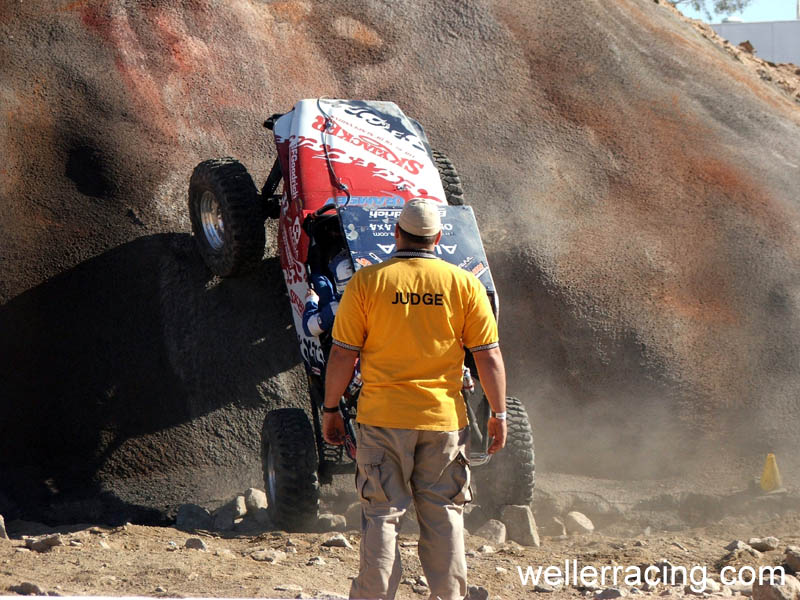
760, 453, 783, 492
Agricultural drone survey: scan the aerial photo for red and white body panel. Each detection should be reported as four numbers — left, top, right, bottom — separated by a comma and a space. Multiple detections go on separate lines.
272, 99, 446, 372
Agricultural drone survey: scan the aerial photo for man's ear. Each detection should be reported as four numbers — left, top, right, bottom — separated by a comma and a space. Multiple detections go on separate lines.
394, 226, 400, 241
435, 230, 443, 245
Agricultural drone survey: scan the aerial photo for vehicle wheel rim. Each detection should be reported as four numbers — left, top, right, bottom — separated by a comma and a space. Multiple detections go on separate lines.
200, 190, 225, 250
266, 445, 278, 506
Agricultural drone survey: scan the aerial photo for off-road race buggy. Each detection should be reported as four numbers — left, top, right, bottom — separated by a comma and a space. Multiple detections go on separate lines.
187, 99, 534, 530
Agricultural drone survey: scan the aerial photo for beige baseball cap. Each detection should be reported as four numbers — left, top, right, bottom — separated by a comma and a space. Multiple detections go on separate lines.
397, 198, 442, 237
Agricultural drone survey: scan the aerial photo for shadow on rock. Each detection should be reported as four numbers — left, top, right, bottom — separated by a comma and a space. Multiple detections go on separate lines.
0, 233, 304, 524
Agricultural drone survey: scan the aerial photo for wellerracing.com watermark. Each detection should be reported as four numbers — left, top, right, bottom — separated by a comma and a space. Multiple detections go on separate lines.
517, 560, 786, 593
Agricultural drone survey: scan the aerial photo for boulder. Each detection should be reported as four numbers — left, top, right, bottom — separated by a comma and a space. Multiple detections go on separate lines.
594, 588, 627, 599
25, 534, 63, 553
786, 546, 800, 573
233, 495, 247, 519
9, 582, 46, 596
318, 513, 347, 532
500, 505, 540, 547
565, 511, 595, 534
473, 519, 506, 545
184, 537, 208, 551
251, 548, 286, 563
726, 540, 754, 552
175, 504, 213, 531
752, 573, 800, 600
212, 499, 240, 531
321, 534, 353, 549
245, 488, 268, 513
465, 585, 489, 600
749, 537, 780, 552
233, 514, 268, 535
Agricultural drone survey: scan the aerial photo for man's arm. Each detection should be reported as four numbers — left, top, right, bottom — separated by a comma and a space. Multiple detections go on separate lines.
322, 343, 360, 445
471, 346, 507, 454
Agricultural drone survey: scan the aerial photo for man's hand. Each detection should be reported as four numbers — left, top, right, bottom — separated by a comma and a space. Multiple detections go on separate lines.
487, 416, 507, 454
323, 410, 345, 445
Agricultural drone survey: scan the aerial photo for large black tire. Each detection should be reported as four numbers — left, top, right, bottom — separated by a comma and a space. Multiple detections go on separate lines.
261, 408, 320, 530
473, 397, 535, 512
188, 158, 265, 276
432, 150, 465, 206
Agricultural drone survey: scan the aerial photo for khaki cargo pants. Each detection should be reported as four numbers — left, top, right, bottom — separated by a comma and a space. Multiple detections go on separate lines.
349, 423, 471, 600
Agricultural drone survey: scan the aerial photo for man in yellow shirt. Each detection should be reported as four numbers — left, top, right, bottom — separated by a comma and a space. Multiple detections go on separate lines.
323, 198, 508, 600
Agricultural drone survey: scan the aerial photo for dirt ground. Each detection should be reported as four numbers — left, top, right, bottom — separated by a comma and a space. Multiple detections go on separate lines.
2, 507, 799, 599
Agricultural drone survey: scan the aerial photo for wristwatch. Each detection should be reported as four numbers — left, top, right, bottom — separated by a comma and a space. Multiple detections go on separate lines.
322, 405, 339, 414
491, 411, 507, 420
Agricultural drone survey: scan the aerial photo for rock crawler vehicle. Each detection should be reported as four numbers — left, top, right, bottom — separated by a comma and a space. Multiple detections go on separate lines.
187, 99, 535, 529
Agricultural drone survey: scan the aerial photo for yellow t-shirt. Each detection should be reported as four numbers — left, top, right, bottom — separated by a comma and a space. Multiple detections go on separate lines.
331, 249, 499, 431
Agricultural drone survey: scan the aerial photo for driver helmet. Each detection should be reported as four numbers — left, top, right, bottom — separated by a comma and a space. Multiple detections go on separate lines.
329, 250, 354, 296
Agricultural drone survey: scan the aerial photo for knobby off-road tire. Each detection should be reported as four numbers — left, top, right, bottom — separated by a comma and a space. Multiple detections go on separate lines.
188, 158, 265, 277
261, 408, 320, 530
432, 150, 465, 206
473, 396, 535, 513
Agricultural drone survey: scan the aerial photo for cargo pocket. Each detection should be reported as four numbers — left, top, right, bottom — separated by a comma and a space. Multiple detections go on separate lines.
450, 450, 473, 505
356, 447, 389, 504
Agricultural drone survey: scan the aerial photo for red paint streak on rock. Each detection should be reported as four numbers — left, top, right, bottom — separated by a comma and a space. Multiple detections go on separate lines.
76, 2, 178, 143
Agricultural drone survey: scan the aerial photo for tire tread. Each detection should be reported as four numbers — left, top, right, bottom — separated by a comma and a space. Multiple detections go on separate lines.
188, 158, 265, 276
432, 150, 465, 206
261, 408, 320, 530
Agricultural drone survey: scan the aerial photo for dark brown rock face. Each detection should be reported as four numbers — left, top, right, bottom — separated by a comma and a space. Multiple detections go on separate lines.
1, 0, 799, 522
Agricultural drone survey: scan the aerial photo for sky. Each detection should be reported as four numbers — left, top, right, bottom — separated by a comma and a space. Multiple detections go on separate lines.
676, 0, 798, 23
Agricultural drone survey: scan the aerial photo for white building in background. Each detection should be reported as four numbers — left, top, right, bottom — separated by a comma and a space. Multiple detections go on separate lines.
712, 17, 800, 65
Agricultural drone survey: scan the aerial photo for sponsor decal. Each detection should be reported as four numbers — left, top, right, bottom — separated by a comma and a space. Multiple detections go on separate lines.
289, 288, 305, 317
471, 262, 487, 278
288, 144, 299, 198
458, 256, 475, 269
370, 209, 403, 218
377, 243, 396, 254
341, 103, 427, 152
311, 116, 424, 175
279, 213, 306, 285
282, 134, 445, 204
326, 195, 406, 208
437, 244, 457, 255
300, 336, 325, 369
